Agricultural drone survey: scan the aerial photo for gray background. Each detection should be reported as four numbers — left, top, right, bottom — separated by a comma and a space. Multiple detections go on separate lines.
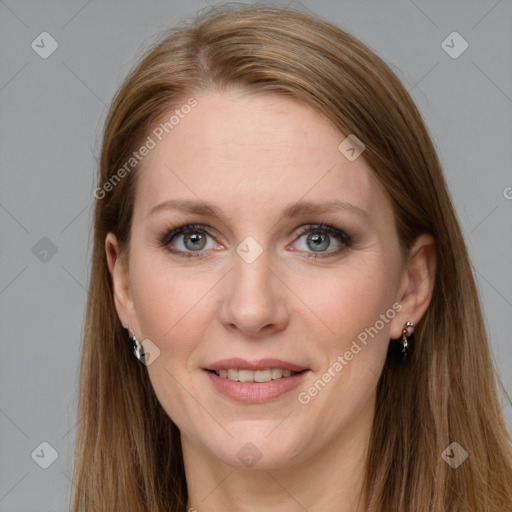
1, 0, 511, 510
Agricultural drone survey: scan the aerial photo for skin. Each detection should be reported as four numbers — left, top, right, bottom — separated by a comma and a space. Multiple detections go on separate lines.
106, 88, 436, 512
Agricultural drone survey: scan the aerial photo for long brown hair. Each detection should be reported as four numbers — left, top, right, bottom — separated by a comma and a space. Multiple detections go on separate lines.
71, 5, 512, 511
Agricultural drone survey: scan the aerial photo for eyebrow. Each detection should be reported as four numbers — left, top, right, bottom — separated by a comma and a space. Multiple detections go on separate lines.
147, 198, 368, 222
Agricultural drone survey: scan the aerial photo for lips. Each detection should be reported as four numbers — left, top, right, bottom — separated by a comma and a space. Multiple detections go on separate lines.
204, 367, 310, 403
205, 358, 309, 373
203, 358, 311, 403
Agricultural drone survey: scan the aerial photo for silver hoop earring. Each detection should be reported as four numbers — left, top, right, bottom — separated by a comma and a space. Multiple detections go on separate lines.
401, 321, 414, 362
124, 325, 144, 361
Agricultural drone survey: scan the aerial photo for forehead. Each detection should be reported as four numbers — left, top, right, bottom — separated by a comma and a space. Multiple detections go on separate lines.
133, 89, 386, 223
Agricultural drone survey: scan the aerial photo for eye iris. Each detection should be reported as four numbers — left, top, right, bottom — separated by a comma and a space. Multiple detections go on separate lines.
184, 232, 206, 251
307, 232, 330, 252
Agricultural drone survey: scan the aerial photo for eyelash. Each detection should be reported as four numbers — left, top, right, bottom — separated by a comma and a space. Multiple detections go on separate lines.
158, 222, 353, 260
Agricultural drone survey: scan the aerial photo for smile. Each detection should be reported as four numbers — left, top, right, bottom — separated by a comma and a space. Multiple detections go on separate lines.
210, 368, 301, 382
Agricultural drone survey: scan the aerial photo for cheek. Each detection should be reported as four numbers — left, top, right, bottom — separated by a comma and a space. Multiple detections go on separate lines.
298, 258, 400, 349
290, 270, 397, 438
129, 253, 217, 432
296, 260, 399, 406
129, 251, 216, 344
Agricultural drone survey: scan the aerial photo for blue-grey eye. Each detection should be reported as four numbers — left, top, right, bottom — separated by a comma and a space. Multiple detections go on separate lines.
160, 224, 215, 255
306, 232, 330, 252
182, 232, 207, 251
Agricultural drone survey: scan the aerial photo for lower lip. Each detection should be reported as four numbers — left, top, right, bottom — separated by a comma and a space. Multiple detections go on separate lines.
204, 370, 310, 404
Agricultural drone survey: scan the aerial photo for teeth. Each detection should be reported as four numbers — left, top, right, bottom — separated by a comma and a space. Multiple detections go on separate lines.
238, 369, 253, 382
213, 368, 299, 382
271, 368, 282, 379
254, 369, 271, 382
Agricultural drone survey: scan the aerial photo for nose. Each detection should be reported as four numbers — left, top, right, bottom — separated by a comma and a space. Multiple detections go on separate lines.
219, 245, 290, 337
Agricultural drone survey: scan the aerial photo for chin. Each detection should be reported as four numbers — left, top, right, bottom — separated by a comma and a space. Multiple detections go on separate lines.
197, 427, 313, 470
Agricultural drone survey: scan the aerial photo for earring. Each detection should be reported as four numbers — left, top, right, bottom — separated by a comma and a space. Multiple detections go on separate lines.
401, 321, 414, 362
125, 325, 144, 361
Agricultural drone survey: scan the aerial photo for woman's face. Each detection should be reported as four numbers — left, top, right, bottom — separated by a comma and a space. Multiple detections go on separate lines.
108, 88, 413, 469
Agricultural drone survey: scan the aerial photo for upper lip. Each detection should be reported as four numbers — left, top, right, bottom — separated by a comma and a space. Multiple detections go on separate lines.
205, 358, 309, 372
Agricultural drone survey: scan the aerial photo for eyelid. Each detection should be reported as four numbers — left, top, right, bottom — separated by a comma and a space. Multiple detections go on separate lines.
293, 223, 352, 245
159, 223, 219, 244
159, 222, 352, 258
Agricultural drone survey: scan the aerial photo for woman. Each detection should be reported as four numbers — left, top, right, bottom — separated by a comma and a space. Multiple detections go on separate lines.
72, 5, 512, 511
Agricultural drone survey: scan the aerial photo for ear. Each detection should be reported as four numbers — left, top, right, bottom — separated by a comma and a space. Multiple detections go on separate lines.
389, 233, 437, 339
105, 232, 138, 332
